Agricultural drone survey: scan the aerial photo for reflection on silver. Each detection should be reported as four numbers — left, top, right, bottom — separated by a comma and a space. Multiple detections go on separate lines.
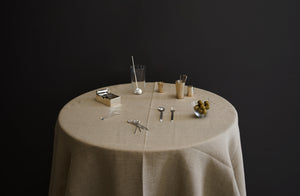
194, 110, 207, 118
96, 88, 117, 99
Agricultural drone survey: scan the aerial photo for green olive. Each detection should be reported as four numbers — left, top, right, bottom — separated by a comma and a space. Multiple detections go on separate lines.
200, 105, 206, 110
204, 101, 209, 109
202, 108, 207, 114
197, 100, 203, 105
194, 105, 199, 111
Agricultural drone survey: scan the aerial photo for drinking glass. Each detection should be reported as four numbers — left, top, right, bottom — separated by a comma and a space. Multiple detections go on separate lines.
175, 80, 185, 99
130, 65, 146, 92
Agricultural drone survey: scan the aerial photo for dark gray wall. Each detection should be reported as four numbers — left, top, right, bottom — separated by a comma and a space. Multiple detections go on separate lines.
4, 0, 300, 195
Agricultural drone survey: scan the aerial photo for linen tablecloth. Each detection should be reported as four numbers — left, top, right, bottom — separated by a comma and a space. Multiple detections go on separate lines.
49, 82, 246, 196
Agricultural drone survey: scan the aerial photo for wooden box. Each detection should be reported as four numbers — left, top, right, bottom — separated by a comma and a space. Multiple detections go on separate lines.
96, 89, 121, 107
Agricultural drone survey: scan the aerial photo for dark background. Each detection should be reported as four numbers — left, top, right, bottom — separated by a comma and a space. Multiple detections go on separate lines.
4, 0, 300, 195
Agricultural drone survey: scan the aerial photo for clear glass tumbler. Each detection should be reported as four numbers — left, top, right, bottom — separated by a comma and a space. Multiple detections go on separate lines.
130, 65, 146, 92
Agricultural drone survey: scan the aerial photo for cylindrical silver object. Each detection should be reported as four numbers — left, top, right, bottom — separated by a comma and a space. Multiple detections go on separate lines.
187, 85, 193, 97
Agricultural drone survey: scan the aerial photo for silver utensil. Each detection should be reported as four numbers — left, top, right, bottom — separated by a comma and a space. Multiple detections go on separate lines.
127, 120, 149, 134
136, 123, 149, 131
158, 106, 165, 122
180, 74, 187, 83
171, 107, 175, 121
131, 56, 143, 95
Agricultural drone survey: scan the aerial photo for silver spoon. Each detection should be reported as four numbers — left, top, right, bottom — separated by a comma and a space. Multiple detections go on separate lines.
131, 56, 142, 95
158, 106, 165, 122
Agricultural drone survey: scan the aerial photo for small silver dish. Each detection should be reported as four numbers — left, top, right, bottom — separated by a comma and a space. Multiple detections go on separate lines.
192, 100, 208, 118
194, 110, 207, 118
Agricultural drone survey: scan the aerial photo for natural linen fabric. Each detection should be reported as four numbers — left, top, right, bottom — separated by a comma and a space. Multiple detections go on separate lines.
49, 83, 246, 196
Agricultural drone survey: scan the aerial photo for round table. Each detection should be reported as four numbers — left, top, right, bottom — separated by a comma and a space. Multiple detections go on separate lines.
49, 82, 246, 196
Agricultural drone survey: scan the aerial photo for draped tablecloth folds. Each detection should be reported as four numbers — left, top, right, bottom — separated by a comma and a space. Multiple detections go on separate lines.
49, 82, 246, 196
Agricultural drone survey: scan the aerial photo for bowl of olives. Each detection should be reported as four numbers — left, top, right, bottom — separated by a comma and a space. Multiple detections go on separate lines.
193, 100, 210, 118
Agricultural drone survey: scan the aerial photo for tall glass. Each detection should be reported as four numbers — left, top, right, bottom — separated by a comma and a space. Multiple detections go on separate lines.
130, 65, 146, 92
175, 80, 185, 99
